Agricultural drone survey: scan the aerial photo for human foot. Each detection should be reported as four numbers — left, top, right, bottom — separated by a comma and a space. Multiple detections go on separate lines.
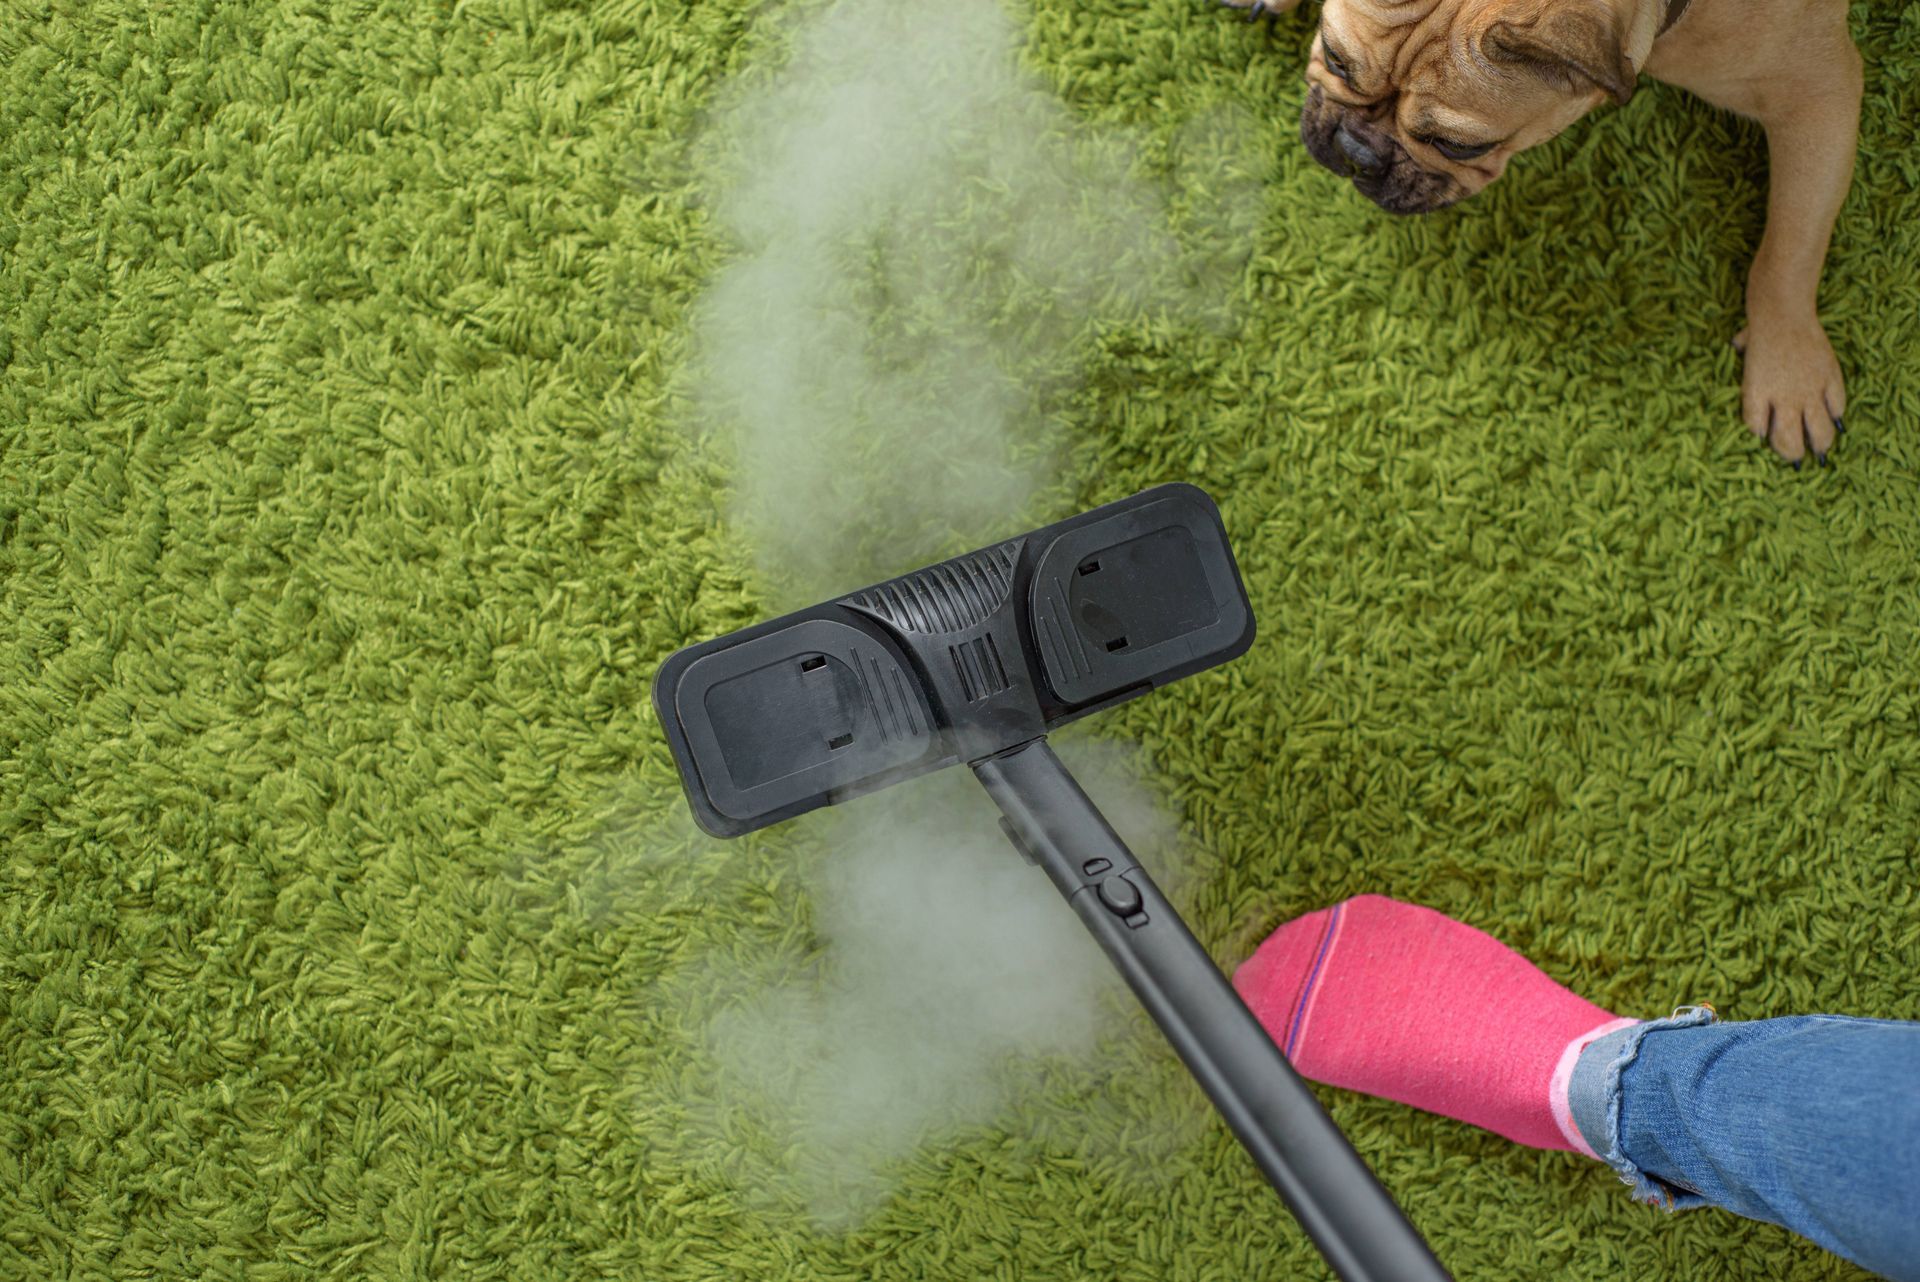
1232, 894, 1635, 1153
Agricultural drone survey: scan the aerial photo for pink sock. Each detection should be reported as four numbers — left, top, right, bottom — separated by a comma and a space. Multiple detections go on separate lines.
1232, 894, 1636, 1154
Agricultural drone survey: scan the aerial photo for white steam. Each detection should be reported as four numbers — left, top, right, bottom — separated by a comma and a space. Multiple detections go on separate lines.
659, 0, 1258, 1230
692, 0, 1255, 603
680, 740, 1188, 1227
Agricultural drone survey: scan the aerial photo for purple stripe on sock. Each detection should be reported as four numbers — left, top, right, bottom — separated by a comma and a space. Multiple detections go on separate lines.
1285, 900, 1345, 1059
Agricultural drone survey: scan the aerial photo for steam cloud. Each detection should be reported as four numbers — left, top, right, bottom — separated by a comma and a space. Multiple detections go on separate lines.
673, 742, 1190, 1228
692, 0, 1256, 604
658, 0, 1261, 1229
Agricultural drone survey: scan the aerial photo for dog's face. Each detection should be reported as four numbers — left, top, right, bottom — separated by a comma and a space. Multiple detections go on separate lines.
1301, 0, 1637, 214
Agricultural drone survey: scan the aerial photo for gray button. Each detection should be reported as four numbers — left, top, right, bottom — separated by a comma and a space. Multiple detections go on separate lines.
1097, 876, 1143, 917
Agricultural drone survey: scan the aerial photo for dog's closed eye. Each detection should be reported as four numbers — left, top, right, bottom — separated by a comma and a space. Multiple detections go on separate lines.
1416, 133, 1498, 161
1322, 43, 1357, 85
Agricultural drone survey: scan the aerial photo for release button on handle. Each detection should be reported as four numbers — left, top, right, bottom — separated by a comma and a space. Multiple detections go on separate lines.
1097, 875, 1143, 918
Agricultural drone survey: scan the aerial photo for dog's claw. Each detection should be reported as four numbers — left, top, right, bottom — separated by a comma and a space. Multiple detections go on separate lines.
1219, 0, 1278, 23
1834, 416, 1846, 436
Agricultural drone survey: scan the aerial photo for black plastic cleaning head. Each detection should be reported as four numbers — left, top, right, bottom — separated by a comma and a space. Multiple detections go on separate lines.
652, 483, 1254, 837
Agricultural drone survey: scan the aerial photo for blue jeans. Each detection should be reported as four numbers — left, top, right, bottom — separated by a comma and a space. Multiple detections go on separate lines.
1568, 1009, 1920, 1281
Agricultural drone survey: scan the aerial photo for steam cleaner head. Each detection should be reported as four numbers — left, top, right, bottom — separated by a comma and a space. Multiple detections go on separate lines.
654, 484, 1253, 836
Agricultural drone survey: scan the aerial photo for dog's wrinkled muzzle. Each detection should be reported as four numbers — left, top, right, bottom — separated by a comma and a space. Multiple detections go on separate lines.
1299, 85, 1463, 215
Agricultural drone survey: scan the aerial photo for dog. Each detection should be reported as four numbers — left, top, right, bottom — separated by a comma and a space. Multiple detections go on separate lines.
1223, 0, 1862, 466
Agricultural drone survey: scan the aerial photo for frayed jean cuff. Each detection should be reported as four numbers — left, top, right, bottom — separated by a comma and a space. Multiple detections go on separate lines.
1599, 1004, 1718, 1211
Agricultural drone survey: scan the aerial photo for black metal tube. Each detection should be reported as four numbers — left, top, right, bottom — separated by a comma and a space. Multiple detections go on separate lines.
974, 739, 1450, 1282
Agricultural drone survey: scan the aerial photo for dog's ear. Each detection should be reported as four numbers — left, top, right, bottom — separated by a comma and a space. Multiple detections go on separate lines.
1485, 4, 1636, 106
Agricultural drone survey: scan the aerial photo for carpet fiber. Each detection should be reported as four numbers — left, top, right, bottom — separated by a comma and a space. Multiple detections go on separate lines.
4, 0, 1919, 1278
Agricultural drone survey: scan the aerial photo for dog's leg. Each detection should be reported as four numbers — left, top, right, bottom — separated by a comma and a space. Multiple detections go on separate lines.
1648, 13, 1862, 465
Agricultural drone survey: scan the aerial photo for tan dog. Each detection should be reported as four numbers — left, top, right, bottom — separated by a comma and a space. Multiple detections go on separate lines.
1226, 0, 1861, 465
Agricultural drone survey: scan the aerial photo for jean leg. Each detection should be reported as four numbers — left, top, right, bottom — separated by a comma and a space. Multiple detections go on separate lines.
1598, 1012, 1920, 1281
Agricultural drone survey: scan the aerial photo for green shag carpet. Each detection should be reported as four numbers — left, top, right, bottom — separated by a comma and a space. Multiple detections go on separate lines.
4, 1, 1919, 1279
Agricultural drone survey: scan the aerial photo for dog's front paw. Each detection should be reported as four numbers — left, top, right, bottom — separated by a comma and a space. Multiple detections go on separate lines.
1216, 0, 1301, 19
1733, 312, 1846, 468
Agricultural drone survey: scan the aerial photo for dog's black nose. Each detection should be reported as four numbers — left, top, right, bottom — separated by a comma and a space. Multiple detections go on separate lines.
1334, 123, 1388, 178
